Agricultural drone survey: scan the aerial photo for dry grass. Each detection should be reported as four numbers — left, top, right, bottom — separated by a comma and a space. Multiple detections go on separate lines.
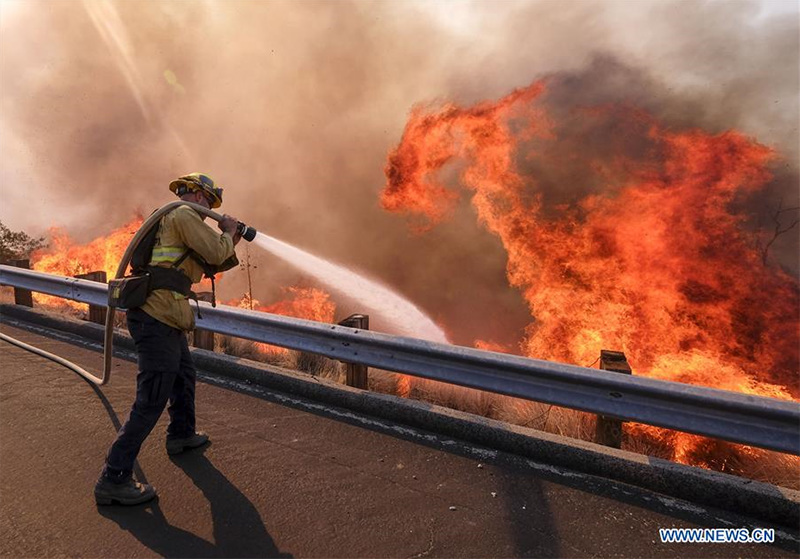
620, 427, 800, 490
491, 394, 597, 440
216, 335, 343, 382
621, 430, 673, 460
294, 350, 344, 382
404, 378, 498, 418
365, 368, 402, 395
0, 286, 15, 305
216, 334, 276, 363
739, 452, 800, 490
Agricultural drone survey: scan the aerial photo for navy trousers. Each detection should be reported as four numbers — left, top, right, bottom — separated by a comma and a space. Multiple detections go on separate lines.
103, 308, 196, 481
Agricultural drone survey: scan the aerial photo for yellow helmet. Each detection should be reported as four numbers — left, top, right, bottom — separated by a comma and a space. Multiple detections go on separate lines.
169, 172, 223, 209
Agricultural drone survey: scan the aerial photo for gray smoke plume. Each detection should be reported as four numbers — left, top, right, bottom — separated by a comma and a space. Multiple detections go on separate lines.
1, 0, 796, 346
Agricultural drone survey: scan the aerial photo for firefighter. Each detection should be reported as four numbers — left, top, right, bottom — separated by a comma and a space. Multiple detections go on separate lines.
95, 173, 242, 505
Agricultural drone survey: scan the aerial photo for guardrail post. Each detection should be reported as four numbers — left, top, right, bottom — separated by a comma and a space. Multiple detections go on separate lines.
74, 271, 108, 324
337, 314, 369, 389
11, 260, 33, 307
193, 292, 215, 350
595, 349, 632, 448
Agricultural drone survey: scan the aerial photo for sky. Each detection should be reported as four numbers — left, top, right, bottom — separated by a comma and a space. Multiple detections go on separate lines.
0, 0, 797, 345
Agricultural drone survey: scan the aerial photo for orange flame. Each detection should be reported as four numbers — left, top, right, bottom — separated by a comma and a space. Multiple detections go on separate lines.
474, 339, 512, 354
31, 217, 143, 310
228, 287, 336, 355
33, 216, 143, 279
382, 80, 799, 467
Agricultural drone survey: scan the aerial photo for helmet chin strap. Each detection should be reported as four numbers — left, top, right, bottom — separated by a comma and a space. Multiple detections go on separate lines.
178, 191, 210, 209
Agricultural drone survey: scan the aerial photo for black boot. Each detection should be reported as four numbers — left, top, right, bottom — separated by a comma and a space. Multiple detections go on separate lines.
166, 431, 209, 455
95, 476, 157, 505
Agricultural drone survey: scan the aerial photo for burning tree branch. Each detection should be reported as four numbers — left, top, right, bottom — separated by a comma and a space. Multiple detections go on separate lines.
760, 200, 800, 266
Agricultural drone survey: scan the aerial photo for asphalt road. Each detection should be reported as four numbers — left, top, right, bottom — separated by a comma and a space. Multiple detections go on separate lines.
1, 322, 797, 558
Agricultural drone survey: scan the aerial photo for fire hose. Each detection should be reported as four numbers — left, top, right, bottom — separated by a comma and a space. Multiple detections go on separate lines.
1, 201, 257, 385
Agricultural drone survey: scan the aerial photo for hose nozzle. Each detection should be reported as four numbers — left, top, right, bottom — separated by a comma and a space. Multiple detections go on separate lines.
236, 221, 257, 242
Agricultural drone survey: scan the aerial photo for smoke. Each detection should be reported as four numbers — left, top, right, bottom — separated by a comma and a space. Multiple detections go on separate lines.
1, 0, 797, 346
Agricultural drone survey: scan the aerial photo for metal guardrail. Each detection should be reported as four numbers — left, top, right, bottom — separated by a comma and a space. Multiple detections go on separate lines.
1, 264, 799, 455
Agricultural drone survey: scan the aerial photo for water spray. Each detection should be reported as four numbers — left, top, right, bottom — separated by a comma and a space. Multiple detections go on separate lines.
252, 234, 448, 343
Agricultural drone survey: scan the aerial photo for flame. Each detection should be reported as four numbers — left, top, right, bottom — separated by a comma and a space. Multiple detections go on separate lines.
33, 216, 143, 279
31, 215, 219, 310
228, 287, 336, 355
630, 350, 793, 465
474, 339, 512, 354
31, 217, 143, 310
382, 79, 799, 468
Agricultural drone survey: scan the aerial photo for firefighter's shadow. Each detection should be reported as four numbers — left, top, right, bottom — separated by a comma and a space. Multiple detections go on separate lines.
89, 381, 291, 559
178, 447, 292, 558
98, 449, 290, 559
